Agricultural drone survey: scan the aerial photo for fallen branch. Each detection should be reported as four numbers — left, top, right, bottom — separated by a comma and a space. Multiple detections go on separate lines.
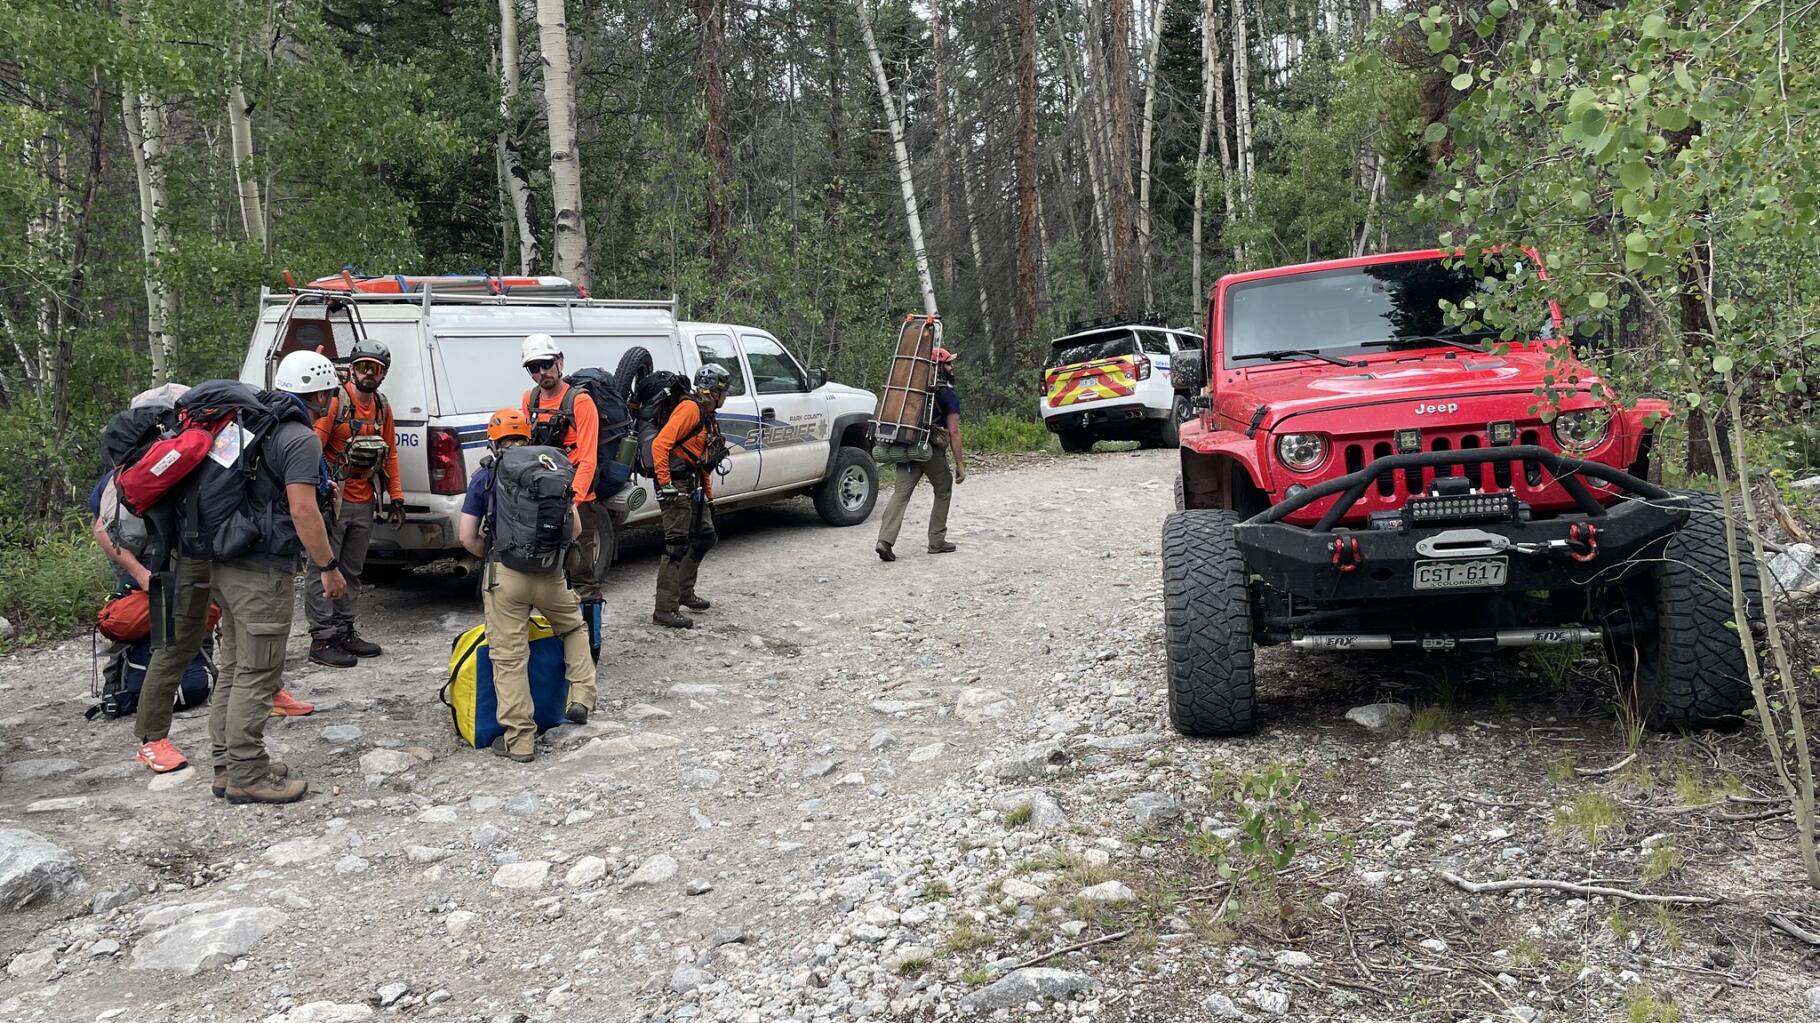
1439, 871, 1722, 906
1011, 928, 1132, 970
1718, 805, 1792, 822
1766, 912, 1820, 946
1575, 753, 1638, 777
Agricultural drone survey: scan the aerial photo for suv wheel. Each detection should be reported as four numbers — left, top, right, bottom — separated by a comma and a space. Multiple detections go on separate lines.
1158, 396, 1189, 448
1607, 491, 1758, 729
1060, 430, 1094, 454
1162, 509, 1257, 736
813, 446, 878, 526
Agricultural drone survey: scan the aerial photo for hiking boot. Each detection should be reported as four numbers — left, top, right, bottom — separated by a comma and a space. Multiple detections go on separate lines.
566, 703, 590, 724
652, 610, 695, 630
224, 769, 306, 805
308, 638, 357, 668
134, 738, 188, 774
928, 542, 958, 554
214, 761, 289, 799
338, 631, 382, 658
680, 594, 711, 611
875, 541, 896, 562
269, 689, 316, 717
489, 735, 534, 763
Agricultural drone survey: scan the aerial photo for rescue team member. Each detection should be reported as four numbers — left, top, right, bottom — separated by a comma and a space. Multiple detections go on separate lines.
456, 408, 596, 763
876, 346, 966, 561
209, 350, 347, 804
90, 385, 314, 776
307, 338, 405, 668
651, 364, 730, 629
519, 334, 606, 612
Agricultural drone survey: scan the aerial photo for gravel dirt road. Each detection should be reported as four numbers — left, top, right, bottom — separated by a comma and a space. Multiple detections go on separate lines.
2, 449, 1816, 1023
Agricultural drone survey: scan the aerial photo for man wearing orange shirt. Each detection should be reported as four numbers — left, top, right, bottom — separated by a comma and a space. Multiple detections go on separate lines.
651, 364, 731, 629
519, 334, 606, 614
307, 338, 404, 668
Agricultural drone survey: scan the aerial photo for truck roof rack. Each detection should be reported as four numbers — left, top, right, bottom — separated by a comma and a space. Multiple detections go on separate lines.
1063, 311, 1174, 334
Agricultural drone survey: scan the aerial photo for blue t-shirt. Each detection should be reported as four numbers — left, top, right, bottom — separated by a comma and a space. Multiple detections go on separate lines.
88, 470, 112, 518
934, 385, 960, 421
461, 466, 494, 518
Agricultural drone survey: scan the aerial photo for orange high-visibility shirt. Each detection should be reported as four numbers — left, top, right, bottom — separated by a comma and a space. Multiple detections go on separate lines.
652, 399, 714, 500
522, 383, 599, 503
314, 383, 403, 505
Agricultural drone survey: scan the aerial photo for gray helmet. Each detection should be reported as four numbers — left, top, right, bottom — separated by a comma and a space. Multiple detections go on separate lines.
694, 363, 732, 392
349, 338, 391, 370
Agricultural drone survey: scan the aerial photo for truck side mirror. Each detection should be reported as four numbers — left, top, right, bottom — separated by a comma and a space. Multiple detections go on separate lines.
1172, 349, 1205, 394
808, 367, 829, 390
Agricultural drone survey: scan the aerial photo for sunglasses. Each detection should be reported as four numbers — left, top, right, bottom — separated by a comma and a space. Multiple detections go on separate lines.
525, 358, 558, 373
352, 360, 385, 374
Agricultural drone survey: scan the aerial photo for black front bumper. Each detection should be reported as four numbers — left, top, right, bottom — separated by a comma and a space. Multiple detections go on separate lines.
1232, 446, 1687, 601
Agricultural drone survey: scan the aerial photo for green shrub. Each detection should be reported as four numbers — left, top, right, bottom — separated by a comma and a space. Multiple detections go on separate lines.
0, 521, 116, 645
963, 414, 1057, 454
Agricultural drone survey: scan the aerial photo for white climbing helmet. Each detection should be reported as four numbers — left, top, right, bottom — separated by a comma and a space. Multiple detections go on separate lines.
274, 350, 337, 395
521, 333, 562, 366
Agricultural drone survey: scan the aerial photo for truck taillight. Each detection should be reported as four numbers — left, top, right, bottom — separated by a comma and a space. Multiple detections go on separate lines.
427, 427, 466, 495
1039, 371, 1049, 396
1134, 356, 1152, 381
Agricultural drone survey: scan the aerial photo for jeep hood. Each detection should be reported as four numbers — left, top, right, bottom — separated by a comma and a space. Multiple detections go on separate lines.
1220, 351, 1597, 425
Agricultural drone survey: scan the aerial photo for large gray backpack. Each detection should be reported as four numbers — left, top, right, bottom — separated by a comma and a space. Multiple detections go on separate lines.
485, 445, 575, 576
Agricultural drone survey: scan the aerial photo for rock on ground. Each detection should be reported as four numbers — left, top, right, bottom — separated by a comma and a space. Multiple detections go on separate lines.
264, 1003, 375, 1023
1345, 703, 1412, 731
130, 906, 288, 975
626, 853, 677, 887
0, 827, 82, 910
491, 861, 551, 890
961, 967, 1101, 1011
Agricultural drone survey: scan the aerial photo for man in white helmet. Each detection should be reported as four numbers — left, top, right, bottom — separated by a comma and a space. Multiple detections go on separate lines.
518, 333, 608, 624
205, 351, 347, 805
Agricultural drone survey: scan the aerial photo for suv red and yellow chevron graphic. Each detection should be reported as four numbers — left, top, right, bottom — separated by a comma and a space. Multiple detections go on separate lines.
1046, 357, 1138, 407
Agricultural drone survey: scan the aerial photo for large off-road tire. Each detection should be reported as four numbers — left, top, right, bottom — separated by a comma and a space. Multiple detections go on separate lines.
1608, 491, 1759, 730
813, 446, 878, 526
1060, 430, 1095, 454
1162, 509, 1258, 736
1173, 476, 1185, 511
614, 346, 653, 399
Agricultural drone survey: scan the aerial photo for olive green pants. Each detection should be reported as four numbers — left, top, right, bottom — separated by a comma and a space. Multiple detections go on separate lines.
208, 560, 294, 787
483, 563, 597, 755
136, 555, 212, 743
653, 493, 717, 613
305, 498, 373, 641
564, 501, 607, 602
877, 443, 952, 550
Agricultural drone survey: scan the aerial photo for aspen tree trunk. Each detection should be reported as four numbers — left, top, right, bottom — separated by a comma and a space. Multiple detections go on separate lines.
227, 57, 266, 251
1015, 0, 1040, 341
1137, 0, 1168, 311
497, 0, 540, 274
1192, 0, 1216, 303
124, 93, 175, 384
855, 1, 937, 316
1106, 0, 1137, 314
1059, 26, 1114, 286
931, 0, 957, 297
699, 0, 730, 282
23, 128, 53, 395
957, 145, 996, 362
1229, 0, 1255, 264
535, 0, 588, 287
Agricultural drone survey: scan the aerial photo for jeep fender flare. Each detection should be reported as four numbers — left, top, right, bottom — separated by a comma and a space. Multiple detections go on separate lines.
1179, 429, 1270, 516
822, 412, 873, 481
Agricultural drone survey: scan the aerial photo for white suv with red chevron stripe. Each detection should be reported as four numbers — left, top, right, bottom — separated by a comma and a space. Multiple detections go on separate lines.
1039, 320, 1202, 453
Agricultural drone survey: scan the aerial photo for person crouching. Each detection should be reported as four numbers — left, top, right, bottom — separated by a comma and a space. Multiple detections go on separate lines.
457, 408, 599, 763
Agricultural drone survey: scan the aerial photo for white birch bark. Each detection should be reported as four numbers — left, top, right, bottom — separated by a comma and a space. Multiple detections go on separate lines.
535, 0, 588, 286
956, 144, 996, 359
1058, 23, 1114, 280
498, 0, 540, 274
855, 1, 938, 316
1191, 0, 1215, 303
1137, 0, 1168, 310
227, 68, 266, 251
1229, 0, 1255, 264
124, 92, 175, 384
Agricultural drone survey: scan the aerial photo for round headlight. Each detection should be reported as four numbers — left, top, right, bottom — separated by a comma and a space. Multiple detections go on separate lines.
1552, 408, 1612, 452
1275, 433, 1329, 472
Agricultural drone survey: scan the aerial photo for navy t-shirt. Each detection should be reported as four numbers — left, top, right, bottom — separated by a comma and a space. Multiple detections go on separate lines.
88, 470, 111, 518
933, 385, 960, 421
461, 466, 494, 518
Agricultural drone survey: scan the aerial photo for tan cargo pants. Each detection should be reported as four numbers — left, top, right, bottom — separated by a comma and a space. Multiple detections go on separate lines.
209, 560, 294, 787
877, 443, 952, 550
483, 563, 598, 756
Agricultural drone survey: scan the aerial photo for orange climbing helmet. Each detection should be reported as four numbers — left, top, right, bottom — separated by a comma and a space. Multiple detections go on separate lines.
932, 347, 957, 365
487, 407, 531, 443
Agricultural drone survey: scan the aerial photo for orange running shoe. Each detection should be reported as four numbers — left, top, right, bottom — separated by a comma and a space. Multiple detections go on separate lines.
269, 689, 316, 717
135, 738, 188, 774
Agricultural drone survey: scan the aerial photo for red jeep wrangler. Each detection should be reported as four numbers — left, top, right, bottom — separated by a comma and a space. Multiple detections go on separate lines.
1164, 250, 1756, 736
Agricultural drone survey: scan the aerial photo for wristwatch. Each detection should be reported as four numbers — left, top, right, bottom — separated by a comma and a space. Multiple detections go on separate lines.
315, 557, 341, 573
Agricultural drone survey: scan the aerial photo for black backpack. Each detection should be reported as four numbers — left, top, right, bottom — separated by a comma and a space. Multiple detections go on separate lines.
101, 404, 178, 470
484, 445, 576, 577
630, 372, 696, 477
172, 382, 313, 563
87, 635, 213, 721
526, 370, 635, 495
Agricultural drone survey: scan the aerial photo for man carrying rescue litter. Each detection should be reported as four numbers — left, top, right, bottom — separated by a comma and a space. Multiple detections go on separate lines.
876, 346, 966, 561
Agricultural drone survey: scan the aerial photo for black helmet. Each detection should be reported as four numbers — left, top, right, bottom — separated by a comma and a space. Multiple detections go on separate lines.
694, 363, 732, 392
349, 338, 391, 370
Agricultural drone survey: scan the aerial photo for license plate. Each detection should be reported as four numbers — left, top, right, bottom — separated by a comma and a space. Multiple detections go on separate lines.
1413, 557, 1508, 590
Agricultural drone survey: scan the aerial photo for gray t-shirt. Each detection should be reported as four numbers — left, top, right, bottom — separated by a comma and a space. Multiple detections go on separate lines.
242, 420, 324, 569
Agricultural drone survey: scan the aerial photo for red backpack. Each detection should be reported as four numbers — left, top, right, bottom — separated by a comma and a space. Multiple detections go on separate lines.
115, 383, 271, 516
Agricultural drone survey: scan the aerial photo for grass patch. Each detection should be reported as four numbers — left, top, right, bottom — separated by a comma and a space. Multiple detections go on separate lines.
1669, 763, 1744, 806
0, 523, 115, 646
1525, 644, 1585, 689
893, 953, 932, 978
960, 965, 992, 988
920, 879, 954, 901
1506, 936, 1544, 969
1647, 904, 1686, 951
963, 414, 1057, 454
1003, 802, 1035, 828
1409, 704, 1455, 736
1606, 907, 1631, 942
1545, 755, 1578, 784
1554, 792, 1626, 847
1625, 985, 1681, 1023
1641, 844, 1684, 883
943, 921, 994, 954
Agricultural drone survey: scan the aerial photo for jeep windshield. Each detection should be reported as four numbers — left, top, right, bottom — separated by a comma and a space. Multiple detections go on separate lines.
1222, 258, 1551, 365
1045, 330, 1137, 369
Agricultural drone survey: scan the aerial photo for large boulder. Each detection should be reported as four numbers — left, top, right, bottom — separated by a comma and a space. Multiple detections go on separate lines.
0, 828, 82, 911
130, 905, 288, 974
961, 967, 1101, 1012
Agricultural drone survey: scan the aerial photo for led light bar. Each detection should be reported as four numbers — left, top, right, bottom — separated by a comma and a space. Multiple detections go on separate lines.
1406, 491, 1520, 524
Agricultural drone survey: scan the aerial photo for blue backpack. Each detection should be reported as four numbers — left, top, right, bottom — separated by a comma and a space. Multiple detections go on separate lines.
87, 636, 213, 720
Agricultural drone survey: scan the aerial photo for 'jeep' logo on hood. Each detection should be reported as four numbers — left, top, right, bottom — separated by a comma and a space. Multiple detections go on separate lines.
1412, 402, 1459, 416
